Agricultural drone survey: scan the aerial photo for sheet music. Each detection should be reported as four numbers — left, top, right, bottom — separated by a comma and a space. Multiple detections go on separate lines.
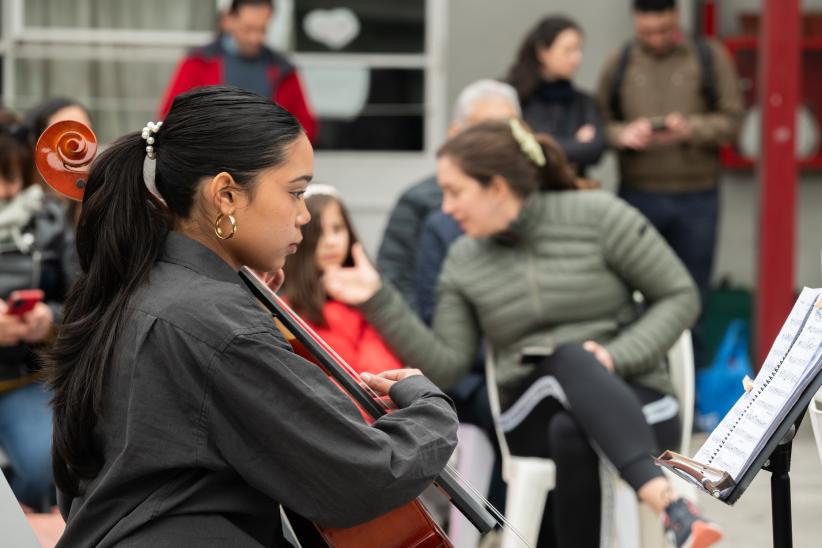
694, 288, 822, 480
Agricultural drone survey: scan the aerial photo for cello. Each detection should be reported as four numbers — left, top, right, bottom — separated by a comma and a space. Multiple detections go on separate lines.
36, 120, 505, 547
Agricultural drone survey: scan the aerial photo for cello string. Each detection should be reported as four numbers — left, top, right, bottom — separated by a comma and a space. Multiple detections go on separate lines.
443, 462, 534, 548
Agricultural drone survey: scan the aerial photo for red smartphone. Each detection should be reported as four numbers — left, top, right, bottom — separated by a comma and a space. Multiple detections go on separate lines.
5, 289, 44, 316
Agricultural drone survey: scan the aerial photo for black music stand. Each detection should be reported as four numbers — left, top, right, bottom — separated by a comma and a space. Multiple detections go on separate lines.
720, 371, 822, 548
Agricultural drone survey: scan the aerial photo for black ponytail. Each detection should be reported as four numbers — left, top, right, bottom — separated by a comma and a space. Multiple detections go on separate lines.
44, 85, 303, 496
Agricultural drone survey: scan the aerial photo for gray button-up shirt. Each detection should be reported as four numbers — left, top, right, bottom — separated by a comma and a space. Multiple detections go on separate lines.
57, 232, 458, 547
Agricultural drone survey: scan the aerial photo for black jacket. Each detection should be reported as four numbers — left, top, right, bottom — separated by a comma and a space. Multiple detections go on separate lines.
521, 81, 606, 176
376, 175, 441, 308
0, 197, 74, 381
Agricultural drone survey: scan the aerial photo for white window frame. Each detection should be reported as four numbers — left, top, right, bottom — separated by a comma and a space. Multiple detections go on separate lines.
0, 0, 448, 155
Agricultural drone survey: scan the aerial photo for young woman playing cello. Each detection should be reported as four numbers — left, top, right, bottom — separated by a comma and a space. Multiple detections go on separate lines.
43, 86, 459, 547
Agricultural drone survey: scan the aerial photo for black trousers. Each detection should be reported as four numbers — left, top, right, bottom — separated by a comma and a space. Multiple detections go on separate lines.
501, 344, 681, 548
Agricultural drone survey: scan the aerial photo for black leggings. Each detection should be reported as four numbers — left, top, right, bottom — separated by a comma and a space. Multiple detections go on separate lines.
501, 344, 681, 548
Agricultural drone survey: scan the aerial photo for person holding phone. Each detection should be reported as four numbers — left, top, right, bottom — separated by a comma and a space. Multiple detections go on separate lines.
0, 108, 73, 510
596, 0, 743, 368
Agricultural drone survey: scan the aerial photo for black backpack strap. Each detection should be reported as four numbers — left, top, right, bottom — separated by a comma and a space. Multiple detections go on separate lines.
608, 42, 633, 122
695, 37, 719, 112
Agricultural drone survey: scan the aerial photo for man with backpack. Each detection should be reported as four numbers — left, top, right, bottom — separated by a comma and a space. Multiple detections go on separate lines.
597, 0, 743, 366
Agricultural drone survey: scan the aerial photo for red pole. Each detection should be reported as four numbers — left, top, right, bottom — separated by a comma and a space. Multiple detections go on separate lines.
702, 0, 716, 37
756, 0, 801, 366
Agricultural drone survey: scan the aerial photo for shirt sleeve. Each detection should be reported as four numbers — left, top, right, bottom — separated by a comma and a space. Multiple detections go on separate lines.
203, 327, 457, 528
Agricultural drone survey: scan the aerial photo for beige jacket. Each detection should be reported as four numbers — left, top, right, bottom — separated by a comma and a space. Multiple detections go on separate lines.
597, 38, 743, 193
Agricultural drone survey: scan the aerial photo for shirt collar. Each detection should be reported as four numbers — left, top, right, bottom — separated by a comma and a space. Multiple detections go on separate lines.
161, 231, 242, 286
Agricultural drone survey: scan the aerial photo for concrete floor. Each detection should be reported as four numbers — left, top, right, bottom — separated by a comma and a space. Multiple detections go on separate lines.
690, 420, 822, 548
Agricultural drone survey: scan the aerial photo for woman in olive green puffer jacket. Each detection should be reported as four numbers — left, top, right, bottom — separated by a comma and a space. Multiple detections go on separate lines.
324, 119, 722, 548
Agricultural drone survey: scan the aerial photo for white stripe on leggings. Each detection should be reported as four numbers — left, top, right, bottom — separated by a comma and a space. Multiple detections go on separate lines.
499, 376, 569, 433
498, 376, 680, 433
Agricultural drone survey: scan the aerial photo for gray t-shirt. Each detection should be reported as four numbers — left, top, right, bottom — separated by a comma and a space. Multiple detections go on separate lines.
57, 232, 458, 547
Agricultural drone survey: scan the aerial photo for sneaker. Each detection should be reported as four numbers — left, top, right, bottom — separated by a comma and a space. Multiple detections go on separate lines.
662, 498, 723, 548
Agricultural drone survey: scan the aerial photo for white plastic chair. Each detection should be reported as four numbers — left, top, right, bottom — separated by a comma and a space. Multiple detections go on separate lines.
447, 423, 496, 548
619, 330, 698, 548
484, 343, 555, 548
809, 387, 822, 466
0, 463, 41, 548
488, 330, 695, 548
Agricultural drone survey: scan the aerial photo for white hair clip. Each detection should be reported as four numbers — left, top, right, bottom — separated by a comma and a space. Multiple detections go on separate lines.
141, 121, 163, 160
509, 118, 546, 167
141, 120, 165, 203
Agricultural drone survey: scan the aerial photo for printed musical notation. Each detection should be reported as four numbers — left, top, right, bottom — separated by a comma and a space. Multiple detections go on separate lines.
692, 288, 822, 481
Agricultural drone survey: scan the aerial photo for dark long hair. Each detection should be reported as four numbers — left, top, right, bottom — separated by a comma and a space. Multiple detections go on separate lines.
44, 86, 303, 496
505, 15, 581, 102
437, 120, 579, 198
281, 192, 359, 325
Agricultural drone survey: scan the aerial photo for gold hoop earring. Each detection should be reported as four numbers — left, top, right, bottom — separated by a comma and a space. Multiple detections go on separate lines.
214, 214, 237, 240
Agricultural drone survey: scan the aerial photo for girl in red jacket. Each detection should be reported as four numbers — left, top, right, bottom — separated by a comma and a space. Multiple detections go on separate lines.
281, 185, 403, 375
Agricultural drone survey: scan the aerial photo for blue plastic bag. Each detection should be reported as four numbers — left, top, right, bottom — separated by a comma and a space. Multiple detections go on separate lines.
695, 319, 754, 432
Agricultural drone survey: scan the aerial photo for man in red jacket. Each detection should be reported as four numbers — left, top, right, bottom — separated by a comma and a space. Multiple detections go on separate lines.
159, 0, 317, 141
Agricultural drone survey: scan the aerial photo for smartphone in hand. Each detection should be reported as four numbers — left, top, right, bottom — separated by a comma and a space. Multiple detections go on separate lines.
6, 289, 44, 316
649, 116, 668, 132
